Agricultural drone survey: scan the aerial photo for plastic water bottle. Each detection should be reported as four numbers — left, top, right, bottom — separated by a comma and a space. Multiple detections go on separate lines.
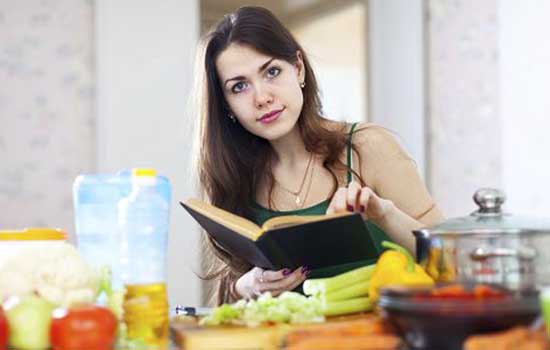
118, 168, 171, 347
73, 173, 130, 290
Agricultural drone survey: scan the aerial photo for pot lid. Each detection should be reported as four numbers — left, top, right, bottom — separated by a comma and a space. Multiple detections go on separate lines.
414, 188, 550, 236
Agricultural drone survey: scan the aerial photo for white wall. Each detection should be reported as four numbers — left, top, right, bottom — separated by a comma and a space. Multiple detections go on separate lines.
368, 0, 426, 178
427, 0, 501, 217
0, 0, 94, 235
499, 1, 550, 217
95, 0, 201, 306
291, 2, 368, 122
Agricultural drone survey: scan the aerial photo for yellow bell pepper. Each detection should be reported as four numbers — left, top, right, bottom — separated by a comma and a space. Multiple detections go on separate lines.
369, 241, 434, 303
438, 247, 457, 282
425, 246, 441, 280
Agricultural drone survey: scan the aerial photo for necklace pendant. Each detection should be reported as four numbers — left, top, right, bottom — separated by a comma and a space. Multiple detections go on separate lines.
295, 196, 301, 205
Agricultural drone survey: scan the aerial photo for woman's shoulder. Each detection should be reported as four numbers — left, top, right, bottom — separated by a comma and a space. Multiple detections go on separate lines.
319, 119, 411, 163
351, 122, 411, 160
319, 119, 386, 138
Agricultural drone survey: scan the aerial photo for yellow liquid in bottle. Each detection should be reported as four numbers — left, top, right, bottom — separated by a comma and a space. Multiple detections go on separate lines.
123, 282, 169, 348
542, 288, 550, 336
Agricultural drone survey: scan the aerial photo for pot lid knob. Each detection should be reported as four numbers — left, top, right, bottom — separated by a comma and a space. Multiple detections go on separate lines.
473, 188, 506, 215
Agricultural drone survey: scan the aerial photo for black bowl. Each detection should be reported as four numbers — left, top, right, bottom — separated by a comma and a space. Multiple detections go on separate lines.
378, 284, 540, 350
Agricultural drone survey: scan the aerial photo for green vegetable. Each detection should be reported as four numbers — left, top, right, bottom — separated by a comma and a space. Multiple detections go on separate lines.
303, 264, 375, 296
200, 303, 243, 326
200, 292, 324, 327
3, 295, 56, 350
321, 280, 369, 302
97, 267, 124, 319
96, 266, 128, 347
321, 297, 373, 317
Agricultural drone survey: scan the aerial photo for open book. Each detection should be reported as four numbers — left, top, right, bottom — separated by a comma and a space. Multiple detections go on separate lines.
181, 198, 380, 270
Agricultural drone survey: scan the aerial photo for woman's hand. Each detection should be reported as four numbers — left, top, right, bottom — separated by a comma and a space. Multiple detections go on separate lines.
234, 266, 308, 299
326, 181, 395, 222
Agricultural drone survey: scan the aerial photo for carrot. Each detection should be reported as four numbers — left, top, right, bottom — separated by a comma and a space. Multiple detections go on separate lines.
463, 327, 540, 350
286, 335, 401, 350
285, 318, 395, 348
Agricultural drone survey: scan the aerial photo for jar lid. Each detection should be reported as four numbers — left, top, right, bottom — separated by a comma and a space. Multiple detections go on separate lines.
414, 188, 550, 236
0, 228, 67, 241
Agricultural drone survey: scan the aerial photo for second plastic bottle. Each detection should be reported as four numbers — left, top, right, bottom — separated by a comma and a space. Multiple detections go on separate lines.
118, 168, 171, 347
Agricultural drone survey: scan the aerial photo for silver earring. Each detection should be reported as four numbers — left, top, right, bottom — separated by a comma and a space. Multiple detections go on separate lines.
300, 81, 306, 89
228, 113, 236, 123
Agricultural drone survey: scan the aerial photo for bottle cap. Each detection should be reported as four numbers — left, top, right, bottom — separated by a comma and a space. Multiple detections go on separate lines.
131, 168, 157, 186
132, 168, 157, 177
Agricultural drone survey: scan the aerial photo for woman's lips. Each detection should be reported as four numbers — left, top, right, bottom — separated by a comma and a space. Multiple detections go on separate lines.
259, 108, 284, 124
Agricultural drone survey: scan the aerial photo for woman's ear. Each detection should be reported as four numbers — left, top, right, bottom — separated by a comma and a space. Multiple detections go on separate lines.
295, 50, 306, 83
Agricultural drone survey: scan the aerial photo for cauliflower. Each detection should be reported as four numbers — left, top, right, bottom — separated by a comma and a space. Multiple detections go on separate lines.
0, 242, 100, 307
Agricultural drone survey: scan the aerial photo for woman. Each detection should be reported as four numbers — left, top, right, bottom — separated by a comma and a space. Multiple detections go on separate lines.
193, 6, 444, 305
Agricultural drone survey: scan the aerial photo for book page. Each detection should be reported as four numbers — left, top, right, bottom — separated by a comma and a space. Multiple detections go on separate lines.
184, 198, 262, 240
261, 212, 353, 231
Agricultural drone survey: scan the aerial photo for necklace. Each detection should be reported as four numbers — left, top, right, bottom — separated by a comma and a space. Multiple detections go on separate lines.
273, 152, 314, 206
296, 154, 315, 208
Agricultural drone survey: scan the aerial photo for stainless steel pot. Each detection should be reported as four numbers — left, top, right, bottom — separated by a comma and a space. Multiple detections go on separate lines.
413, 188, 550, 290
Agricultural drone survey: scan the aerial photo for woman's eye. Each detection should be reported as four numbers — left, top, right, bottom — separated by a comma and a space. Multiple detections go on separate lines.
266, 66, 281, 78
231, 81, 247, 93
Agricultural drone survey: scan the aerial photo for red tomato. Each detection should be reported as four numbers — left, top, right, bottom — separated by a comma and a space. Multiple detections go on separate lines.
0, 306, 8, 350
50, 305, 117, 350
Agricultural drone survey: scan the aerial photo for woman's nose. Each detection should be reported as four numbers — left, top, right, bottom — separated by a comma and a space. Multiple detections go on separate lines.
254, 84, 273, 108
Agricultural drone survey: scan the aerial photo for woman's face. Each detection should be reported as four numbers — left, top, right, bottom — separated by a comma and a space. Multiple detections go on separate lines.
215, 43, 305, 141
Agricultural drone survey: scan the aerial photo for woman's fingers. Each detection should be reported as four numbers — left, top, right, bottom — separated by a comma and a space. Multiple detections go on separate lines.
360, 188, 395, 220
255, 267, 307, 296
283, 270, 309, 293
249, 267, 265, 296
357, 186, 372, 216
260, 268, 292, 282
268, 267, 308, 296
346, 181, 362, 211
252, 267, 264, 283
326, 187, 348, 214
327, 182, 371, 215
237, 266, 307, 299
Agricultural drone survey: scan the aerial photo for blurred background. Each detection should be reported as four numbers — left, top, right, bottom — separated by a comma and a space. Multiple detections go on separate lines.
1, 0, 550, 306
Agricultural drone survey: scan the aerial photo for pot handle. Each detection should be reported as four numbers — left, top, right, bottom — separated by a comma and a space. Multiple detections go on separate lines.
470, 247, 537, 261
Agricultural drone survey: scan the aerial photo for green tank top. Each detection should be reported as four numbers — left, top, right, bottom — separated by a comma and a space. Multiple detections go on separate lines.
251, 123, 392, 280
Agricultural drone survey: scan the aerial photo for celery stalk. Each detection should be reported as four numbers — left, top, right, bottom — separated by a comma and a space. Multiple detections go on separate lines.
303, 264, 375, 296
321, 297, 373, 316
302, 277, 327, 296
322, 280, 369, 302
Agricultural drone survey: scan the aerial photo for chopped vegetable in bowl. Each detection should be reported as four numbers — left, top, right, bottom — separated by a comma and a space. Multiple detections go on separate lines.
200, 291, 324, 327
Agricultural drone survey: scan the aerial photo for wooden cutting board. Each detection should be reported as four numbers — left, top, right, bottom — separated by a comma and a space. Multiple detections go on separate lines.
170, 313, 400, 350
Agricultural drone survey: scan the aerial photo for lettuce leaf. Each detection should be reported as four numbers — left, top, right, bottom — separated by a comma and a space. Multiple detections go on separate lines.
200, 292, 324, 327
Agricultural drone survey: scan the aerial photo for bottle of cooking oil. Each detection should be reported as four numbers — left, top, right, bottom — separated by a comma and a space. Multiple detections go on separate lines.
118, 168, 171, 347
123, 283, 169, 346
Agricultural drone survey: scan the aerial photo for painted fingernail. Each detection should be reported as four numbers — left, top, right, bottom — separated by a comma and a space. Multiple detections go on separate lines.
282, 268, 291, 276
301, 266, 309, 273
359, 205, 365, 212
347, 205, 354, 212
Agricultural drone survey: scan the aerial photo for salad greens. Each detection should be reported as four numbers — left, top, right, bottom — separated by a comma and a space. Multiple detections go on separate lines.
200, 292, 325, 327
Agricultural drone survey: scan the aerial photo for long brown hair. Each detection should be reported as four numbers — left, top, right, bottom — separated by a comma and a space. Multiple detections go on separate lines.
194, 6, 364, 305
